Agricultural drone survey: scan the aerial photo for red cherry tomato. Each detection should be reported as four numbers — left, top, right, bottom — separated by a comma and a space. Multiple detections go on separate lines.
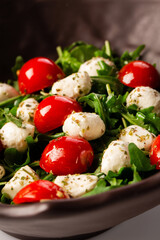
118, 60, 160, 89
18, 57, 65, 94
13, 180, 69, 204
34, 95, 82, 133
150, 135, 160, 169
40, 136, 94, 175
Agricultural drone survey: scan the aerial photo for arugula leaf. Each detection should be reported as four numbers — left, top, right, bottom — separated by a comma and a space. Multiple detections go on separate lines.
43, 173, 56, 181
90, 134, 116, 154
37, 132, 65, 141
56, 49, 81, 75
79, 93, 106, 123
70, 44, 98, 63
97, 61, 116, 76
121, 112, 158, 135
0, 107, 23, 128
105, 177, 123, 186
139, 107, 160, 132
130, 45, 145, 60
0, 193, 12, 204
65, 41, 86, 51
56, 42, 98, 75
0, 95, 21, 108
4, 148, 24, 169
81, 92, 159, 136
11, 56, 24, 80
10, 106, 18, 116
91, 76, 123, 95
120, 45, 145, 67
106, 94, 126, 114
104, 40, 112, 57
82, 179, 116, 197
128, 143, 156, 172
107, 167, 133, 181
129, 164, 142, 184
5, 113, 22, 128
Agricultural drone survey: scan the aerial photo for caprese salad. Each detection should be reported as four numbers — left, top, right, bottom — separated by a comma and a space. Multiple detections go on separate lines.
0, 41, 160, 204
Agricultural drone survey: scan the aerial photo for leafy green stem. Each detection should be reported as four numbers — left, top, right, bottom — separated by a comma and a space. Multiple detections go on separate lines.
56, 46, 63, 59
105, 40, 112, 57
0, 95, 21, 108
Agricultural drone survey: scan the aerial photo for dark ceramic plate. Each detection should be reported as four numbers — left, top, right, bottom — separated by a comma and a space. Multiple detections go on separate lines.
1, 0, 160, 239
0, 172, 160, 239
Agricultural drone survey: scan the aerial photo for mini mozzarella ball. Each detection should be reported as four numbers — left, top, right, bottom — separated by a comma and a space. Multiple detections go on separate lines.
54, 174, 98, 198
119, 125, 155, 151
0, 83, 19, 102
63, 112, 105, 141
16, 98, 39, 123
126, 86, 160, 116
0, 165, 5, 179
51, 71, 91, 99
78, 57, 114, 76
2, 165, 39, 199
0, 122, 35, 152
101, 140, 131, 174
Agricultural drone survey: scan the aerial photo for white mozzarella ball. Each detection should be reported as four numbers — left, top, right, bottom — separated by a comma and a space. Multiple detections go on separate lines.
126, 86, 160, 116
0, 122, 35, 152
63, 112, 105, 141
2, 165, 39, 199
54, 174, 98, 198
0, 83, 19, 102
78, 57, 114, 76
119, 125, 155, 151
0, 165, 5, 179
101, 140, 131, 174
51, 71, 91, 99
16, 98, 39, 123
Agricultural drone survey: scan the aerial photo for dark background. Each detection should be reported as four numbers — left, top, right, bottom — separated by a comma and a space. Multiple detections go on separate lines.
1, 0, 160, 81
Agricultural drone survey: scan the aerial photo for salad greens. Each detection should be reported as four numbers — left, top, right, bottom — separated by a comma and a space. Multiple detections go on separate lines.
0, 40, 159, 204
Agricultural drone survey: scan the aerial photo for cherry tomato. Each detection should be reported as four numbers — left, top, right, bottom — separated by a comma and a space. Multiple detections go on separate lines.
40, 136, 94, 175
34, 95, 82, 133
118, 60, 160, 89
18, 57, 65, 94
13, 180, 69, 204
150, 135, 160, 169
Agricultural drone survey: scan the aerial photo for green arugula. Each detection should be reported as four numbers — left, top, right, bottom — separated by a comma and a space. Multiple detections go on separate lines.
3, 148, 29, 170
11, 56, 24, 80
119, 44, 145, 67
1, 41, 159, 203
128, 143, 156, 172
56, 41, 98, 75
82, 178, 117, 197
129, 165, 142, 184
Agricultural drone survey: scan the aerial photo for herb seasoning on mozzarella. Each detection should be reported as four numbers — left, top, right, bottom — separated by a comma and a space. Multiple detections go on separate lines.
63, 112, 105, 140
0, 122, 35, 152
78, 57, 114, 76
54, 174, 98, 198
16, 98, 39, 124
51, 71, 91, 99
119, 125, 155, 151
101, 140, 131, 174
126, 86, 160, 116
2, 165, 39, 199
